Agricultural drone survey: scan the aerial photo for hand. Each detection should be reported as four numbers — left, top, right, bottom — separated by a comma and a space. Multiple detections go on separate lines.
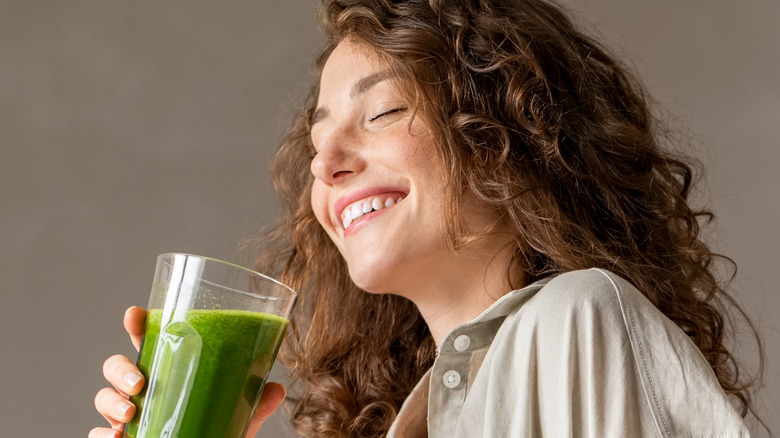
90, 306, 146, 438
90, 307, 286, 438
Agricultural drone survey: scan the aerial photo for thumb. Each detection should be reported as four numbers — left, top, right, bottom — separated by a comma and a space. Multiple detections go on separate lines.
245, 382, 287, 437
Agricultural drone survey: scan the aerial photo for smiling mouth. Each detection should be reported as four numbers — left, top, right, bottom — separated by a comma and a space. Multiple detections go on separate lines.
341, 194, 405, 230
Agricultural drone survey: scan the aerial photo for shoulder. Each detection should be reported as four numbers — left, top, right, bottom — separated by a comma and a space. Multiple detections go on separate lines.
498, 268, 686, 368
486, 269, 750, 436
515, 268, 652, 325
489, 269, 651, 365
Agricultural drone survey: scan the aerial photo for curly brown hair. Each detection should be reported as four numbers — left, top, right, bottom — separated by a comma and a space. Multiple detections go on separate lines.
254, 0, 762, 436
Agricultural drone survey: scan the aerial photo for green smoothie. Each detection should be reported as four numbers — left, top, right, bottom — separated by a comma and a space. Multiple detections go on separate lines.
124, 308, 288, 438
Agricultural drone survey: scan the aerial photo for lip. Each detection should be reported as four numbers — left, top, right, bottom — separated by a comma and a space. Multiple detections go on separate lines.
334, 186, 408, 230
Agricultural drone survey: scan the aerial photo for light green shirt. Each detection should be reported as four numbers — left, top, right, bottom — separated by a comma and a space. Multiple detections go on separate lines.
388, 269, 749, 437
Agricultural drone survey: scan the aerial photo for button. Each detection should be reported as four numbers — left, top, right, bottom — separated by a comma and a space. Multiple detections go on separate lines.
442, 370, 461, 388
453, 334, 471, 352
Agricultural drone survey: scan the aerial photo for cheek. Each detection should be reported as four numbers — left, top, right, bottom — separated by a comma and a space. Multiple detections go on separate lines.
310, 182, 326, 223
311, 181, 348, 259
310, 181, 335, 235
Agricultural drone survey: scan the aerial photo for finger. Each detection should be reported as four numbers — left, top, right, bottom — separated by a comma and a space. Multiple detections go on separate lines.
123, 306, 147, 351
103, 354, 144, 396
245, 382, 286, 437
88, 427, 121, 438
94, 387, 136, 425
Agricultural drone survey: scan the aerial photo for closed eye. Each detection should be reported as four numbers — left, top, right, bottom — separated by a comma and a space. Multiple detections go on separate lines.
368, 107, 407, 122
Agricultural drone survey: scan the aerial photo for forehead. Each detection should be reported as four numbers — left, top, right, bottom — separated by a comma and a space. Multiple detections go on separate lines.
318, 40, 390, 98
325, 39, 388, 75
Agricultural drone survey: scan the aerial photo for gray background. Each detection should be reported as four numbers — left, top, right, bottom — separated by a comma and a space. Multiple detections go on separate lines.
1, 1, 777, 436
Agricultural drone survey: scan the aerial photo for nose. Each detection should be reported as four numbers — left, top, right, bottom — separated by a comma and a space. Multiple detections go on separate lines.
310, 130, 365, 186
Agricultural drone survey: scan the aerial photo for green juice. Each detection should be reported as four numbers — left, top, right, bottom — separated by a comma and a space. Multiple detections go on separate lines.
124, 309, 288, 438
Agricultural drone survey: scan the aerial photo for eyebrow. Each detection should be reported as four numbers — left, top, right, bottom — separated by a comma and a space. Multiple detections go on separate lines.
351, 70, 392, 98
311, 70, 393, 126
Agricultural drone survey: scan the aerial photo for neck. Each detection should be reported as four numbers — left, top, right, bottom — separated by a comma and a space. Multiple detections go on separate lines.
406, 243, 517, 347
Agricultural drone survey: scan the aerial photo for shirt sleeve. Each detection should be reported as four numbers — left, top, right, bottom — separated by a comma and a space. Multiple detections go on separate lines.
457, 269, 750, 437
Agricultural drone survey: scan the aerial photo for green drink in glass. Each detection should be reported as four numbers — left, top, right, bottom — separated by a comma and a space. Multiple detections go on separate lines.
123, 253, 296, 438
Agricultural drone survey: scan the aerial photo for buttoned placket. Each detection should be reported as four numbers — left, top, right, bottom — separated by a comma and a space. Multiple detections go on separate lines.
427, 316, 505, 436
407, 280, 550, 437
428, 331, 472, 436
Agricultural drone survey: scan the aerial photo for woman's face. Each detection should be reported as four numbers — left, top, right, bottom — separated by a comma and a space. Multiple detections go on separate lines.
310, 40, 502, 297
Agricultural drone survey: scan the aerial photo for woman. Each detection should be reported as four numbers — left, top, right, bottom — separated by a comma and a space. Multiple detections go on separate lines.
92, 0, 761, 437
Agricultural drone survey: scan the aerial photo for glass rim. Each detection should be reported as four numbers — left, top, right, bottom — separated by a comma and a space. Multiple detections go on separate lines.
158, 252, 297, 299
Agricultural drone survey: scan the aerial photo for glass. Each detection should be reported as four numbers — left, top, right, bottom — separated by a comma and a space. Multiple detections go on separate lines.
123, 253, 296, 438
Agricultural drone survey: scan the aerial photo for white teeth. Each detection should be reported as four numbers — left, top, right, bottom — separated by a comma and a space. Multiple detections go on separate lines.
341, 195, 403, 230
350, 203, 362, 219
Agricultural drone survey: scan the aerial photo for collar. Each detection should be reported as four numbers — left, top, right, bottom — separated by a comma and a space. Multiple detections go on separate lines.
436, 274, 555, 356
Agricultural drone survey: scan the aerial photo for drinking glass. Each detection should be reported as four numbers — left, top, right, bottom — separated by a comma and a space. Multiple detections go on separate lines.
123, 253, 296, 438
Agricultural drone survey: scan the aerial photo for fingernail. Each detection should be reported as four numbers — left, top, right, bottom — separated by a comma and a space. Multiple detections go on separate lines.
115, 401, 132, 417
123, 372, 142, 388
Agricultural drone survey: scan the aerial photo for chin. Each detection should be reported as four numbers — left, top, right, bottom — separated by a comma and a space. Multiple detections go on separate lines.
346, 266, 399, 295
348, 274, 388, 295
